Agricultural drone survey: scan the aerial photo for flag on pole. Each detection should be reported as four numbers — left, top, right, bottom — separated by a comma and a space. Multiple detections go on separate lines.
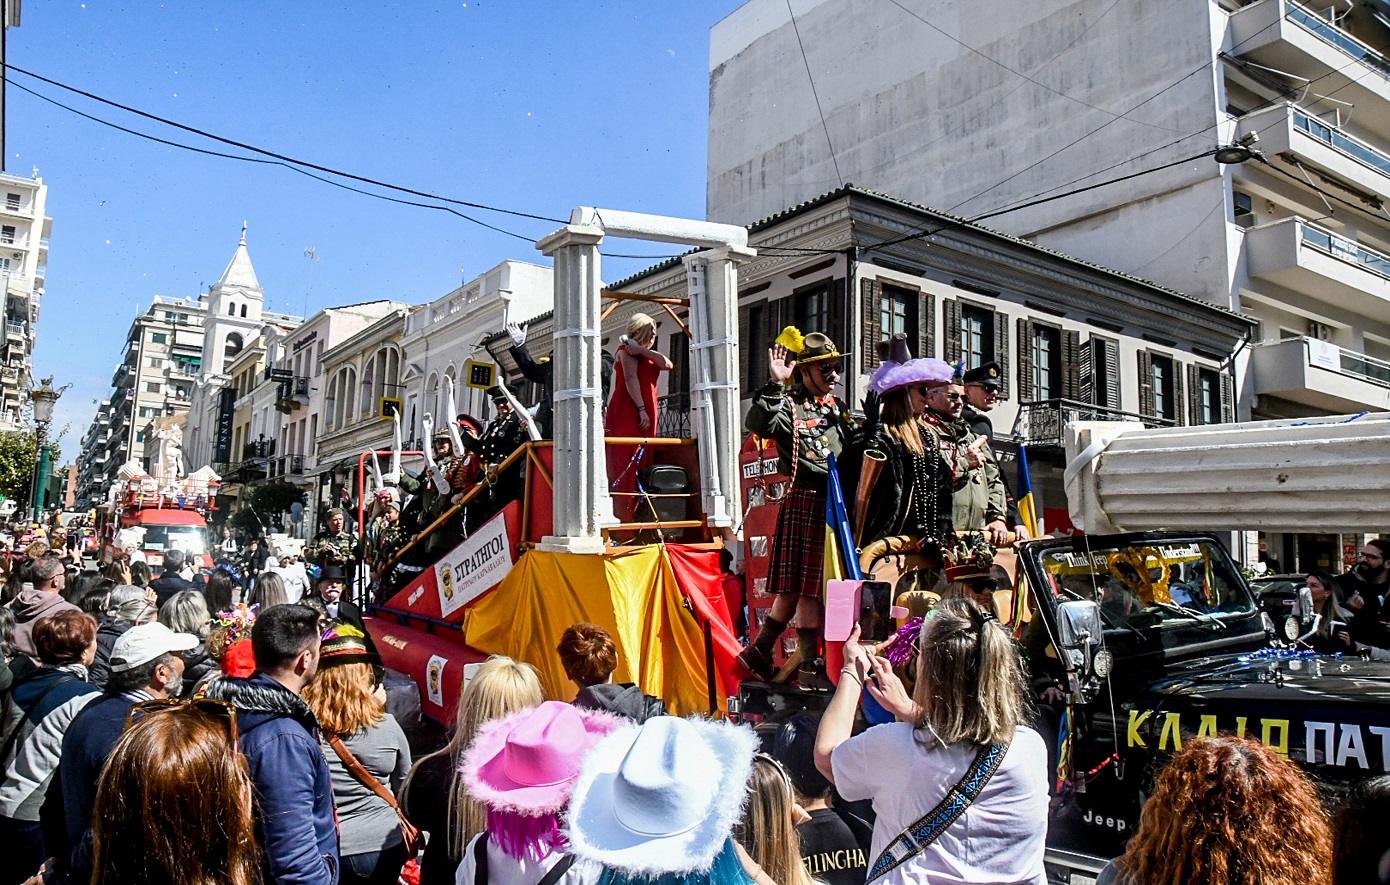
1016, 444, 1040, 540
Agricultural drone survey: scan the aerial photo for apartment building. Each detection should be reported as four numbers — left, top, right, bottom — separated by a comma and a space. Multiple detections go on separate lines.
707, 0, 1390, 568
74, 295, 206, 507
0, 171, 50, 431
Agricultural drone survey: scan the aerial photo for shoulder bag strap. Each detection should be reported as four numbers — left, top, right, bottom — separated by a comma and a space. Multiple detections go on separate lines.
473, 832, 489, 885
865, 741, 1010, 883
536, 855, 577, 885
324, 730, 424, 851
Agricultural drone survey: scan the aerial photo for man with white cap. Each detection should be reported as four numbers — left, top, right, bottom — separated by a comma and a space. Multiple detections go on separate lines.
53, 622, 199, 881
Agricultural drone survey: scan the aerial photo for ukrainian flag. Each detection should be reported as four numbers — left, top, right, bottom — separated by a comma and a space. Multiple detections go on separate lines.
1017, 444, 1041, 540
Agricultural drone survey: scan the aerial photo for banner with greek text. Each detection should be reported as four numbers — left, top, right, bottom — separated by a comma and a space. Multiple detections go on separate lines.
435, 513, 513, 618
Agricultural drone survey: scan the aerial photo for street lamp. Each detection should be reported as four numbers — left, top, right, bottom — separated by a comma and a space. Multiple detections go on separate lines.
30, 377, 68, 522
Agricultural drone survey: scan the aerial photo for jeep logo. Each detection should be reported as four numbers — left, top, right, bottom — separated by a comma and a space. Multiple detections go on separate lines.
1082, 809, 1128, 833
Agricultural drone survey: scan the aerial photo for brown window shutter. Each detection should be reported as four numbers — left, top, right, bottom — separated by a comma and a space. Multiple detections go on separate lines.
995, 310, 1010, 399
860, 279, 881, 370
1138, 350, 1155, 418
1186, 364, 1202, 425
1078, 337, 1095, 405
738, 303, 752, 394
1172, 361, 1186, 426
1062, 329, 1081, 401
1103, 339, 1120, 409
1016, 317, 1033, 402
1220, 372, 1235, 422
918, 291, 935, 359
944, 299, 962, 365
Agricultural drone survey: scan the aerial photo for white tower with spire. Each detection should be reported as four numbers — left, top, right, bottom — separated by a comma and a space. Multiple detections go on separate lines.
202, 221, 265, 376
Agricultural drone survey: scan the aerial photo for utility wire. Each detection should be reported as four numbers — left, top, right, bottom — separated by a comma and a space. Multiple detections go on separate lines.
3, 62, 567, 226
785, 0, 843, 187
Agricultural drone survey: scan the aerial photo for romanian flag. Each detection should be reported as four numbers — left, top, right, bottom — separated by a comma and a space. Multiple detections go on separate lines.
1016, 444, 1041, 540
1012, 445, 1041, 637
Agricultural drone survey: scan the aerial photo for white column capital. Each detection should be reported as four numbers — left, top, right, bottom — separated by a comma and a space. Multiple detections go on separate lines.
683, 245, 757, 267
537, 225, 604, 256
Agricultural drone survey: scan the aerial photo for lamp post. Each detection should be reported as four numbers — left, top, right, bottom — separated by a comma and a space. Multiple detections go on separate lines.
30, 377, 66, 522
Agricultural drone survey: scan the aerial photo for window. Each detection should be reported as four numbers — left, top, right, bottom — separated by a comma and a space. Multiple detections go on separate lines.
225, 332, 243, 361
135, 430, 146, 443
1138, 351, 1182, 424
145, 382, 161, 394
5, 193, 19, 211
228, 303, 236, 316
1080, 337, 1120, 409
151, 332, 167, 344
961, 304, 992, 368
1187, 365, 1232, 425
0, 226, 15, 245
860, 279, 932, 370
164, 311, 176, 321
795, 281, 832, 333
879, 285, 916, 347
1030, 323, 1062, 400
148, 357, 163, 369
668, 332, 690, 398
240, 304, 248, 318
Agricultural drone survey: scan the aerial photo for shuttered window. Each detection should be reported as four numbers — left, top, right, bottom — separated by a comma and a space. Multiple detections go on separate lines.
946, 299, 1008, 398
1139, 351, 1181, 423
1080, 336, 1120, 408
1187, 365, 1231, 425
1016, 318, 1077, 401
862, 280, 930, 369
860, 280, 882, 371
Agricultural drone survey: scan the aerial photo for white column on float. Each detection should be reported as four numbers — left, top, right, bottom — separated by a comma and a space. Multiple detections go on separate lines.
536, 223, 611, 553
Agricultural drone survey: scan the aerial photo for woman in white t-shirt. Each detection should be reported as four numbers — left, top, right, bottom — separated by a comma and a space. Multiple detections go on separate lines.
814, 598, 1048, 885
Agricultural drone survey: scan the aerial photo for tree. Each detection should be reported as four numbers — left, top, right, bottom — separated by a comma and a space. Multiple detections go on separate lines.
0, 431, 61, 502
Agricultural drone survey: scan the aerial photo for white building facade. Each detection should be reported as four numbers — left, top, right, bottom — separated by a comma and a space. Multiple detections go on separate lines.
0, 171, 50, 431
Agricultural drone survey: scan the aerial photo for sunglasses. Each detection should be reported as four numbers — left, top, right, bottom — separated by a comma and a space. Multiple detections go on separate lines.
124, 697, 239, 743
934, 392, 965, 402
816, 363, 841, 380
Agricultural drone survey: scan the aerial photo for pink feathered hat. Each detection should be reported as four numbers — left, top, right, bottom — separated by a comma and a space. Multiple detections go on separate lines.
868, 357, 954, 395
462, 700, 626, 815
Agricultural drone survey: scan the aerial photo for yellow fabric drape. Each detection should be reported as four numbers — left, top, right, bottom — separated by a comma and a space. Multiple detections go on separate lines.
462, 546, 713, 716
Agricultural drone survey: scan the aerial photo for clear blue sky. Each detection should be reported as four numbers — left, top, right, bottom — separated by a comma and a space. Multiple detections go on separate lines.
9, 1, 746, 448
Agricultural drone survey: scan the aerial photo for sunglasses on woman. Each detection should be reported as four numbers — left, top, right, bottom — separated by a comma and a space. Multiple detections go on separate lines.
124, 697, 239, 743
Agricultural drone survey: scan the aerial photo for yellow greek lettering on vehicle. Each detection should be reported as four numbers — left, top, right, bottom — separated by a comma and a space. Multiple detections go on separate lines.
1196, 714, 1218, 739
1158, 712, 1183, 752
1262, 719, 1290, 758
1127, 709, 1151, 748
1305, 721, 1336, 765
1337, 724, 1370, 769
1235, 716, 1247, 739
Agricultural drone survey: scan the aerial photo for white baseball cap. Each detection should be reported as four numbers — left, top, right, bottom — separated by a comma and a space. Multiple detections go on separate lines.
109, 622, 200, 673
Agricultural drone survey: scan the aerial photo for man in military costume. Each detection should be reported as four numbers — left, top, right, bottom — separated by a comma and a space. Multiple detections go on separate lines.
400, 424, 479, 555
738, 328, 855, 689
922, 372, 1010, 547
960, 361, 1028, 541
465, 385, 529, 522
367, 488, 411, 602
306, 507, 362, 599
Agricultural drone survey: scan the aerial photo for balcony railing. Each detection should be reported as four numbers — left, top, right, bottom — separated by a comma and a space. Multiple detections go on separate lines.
1287, 1, 1390, 78
1300, 220, 1390, 279
242, 438, 276, 461
1014, 399, 1177, 450
1292, 109, 1390, 176
656, 392, 692, 439
268, 454, 305, 478
5, 321, 24, 338
1337, 348, 1390, 386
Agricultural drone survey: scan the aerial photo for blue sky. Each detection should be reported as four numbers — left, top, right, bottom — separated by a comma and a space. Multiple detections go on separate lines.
9, 1, 745, 447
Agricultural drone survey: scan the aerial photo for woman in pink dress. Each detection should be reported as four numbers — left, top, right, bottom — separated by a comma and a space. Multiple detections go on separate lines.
605, 313, 672, 520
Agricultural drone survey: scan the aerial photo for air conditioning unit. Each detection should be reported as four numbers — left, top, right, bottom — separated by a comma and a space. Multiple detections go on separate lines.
1308, 322, 1334, 341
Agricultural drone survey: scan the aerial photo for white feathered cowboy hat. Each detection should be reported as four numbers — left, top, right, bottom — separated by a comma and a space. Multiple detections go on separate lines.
564, 715, 758, 875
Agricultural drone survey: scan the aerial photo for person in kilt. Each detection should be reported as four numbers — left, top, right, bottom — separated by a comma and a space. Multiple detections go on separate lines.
739, 327, 855, 689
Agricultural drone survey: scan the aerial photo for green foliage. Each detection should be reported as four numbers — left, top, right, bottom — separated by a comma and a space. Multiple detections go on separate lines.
247, 481, 306, 516
0, 431, 61, 501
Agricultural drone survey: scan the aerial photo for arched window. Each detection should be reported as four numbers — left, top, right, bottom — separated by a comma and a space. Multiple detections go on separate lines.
324, 373, 338, 431
360, 358, 375, 418
227, 302, 236, 316
240, 304, 248, 318
426, 373, 440, 431
224, 332, 243, 361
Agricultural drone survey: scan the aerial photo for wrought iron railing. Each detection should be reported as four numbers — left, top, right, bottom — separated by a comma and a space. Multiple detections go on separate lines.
1013, 398, 1176, 450
657, 392, 692, 439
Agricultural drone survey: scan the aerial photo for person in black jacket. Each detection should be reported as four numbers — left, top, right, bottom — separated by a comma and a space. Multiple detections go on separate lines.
503, 321, 616, 439
303, 564, 377, 656
147, 549, 197, 608
960, 361, 1028, 541
556, 622, 665, 723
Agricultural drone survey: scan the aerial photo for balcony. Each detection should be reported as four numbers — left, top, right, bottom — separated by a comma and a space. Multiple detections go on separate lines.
5, 320, 24, 340
1228, 0, 1390, 141
1244, 216, 1390, 314
1251, 336, 1390, 411
268, 454, 305, 478
656, 392, 692, 439
1237, 103, 1390, 200
243, 438, 276, 461
1013, 399, 1175, 454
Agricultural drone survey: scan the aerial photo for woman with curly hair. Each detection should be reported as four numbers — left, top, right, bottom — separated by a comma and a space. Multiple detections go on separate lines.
1097, 736, 1332, 885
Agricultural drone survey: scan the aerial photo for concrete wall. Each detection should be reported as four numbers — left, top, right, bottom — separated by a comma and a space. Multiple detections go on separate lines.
708, 0, 1229, 298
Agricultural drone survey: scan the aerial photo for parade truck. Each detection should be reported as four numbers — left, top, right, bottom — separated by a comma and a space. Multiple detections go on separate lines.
95, 463, 220, 574
1021, 412, 1390, 883
362, 208, 753, 725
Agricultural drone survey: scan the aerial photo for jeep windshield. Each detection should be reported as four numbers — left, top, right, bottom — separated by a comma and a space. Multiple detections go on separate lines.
1036, 538, 1256, 632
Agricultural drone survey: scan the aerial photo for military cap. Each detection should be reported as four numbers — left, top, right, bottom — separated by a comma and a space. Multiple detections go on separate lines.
962, 361, 1002, 390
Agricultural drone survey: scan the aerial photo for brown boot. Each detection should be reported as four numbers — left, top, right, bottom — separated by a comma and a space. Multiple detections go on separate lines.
795, 629, 833, 691
737, 614, 787, 681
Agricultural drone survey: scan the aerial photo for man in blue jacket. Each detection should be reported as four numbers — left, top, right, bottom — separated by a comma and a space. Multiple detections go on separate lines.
206, 604, 337, 885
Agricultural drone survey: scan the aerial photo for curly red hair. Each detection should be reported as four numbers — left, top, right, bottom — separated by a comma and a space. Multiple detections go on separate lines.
1116, 737, 1331, 885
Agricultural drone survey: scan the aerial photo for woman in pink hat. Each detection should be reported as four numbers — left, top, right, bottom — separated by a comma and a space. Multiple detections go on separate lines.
857, 357, 955, 552
456, 700, 625, 885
